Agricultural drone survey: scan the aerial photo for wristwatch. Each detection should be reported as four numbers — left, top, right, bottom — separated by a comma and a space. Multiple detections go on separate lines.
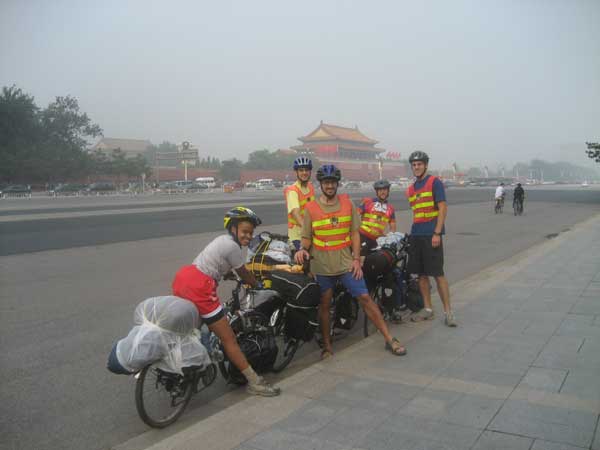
433, 232, 441, 236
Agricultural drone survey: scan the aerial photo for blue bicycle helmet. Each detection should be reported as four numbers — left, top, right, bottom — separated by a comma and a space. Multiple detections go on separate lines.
293, 156, 313, 170
316, 164, 341, 182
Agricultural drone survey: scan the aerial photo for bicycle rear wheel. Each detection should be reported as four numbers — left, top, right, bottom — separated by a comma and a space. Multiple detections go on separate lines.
135, 363, 194, 428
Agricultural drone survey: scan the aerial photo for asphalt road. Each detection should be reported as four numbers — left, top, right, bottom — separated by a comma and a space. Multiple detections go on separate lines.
1, 187, 599, 256
1, 187, 599, 450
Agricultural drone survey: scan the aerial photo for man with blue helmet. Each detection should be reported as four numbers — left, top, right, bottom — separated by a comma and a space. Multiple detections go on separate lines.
284, 155, 315, 251
294, 164, 407, 359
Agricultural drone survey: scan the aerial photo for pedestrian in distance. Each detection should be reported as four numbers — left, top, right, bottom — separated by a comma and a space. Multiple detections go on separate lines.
294, 164, 407, 359
405, 151, 457, 327
513, 182, 525, 215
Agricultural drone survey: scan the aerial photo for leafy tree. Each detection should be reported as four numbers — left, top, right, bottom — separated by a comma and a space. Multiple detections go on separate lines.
219, 158, 243, 181
586, 142, 600, 163
144, 141, 179, 167
0, 85, 42, 182
0, 86, 103, 183
245, 149, 296, 170
90, 148, 152, 182
38, 95, 102, 182
199, 156, 221, 169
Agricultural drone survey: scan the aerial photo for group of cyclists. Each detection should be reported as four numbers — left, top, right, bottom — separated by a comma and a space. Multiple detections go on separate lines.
494, 182, 526, 215
168, 150, 456, 397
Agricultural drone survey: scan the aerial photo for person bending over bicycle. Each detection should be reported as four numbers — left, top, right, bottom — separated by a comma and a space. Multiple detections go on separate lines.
171, 207, 281, 397
294, 164, 407, 359
494, 183, 506, 210
513, 182, 525, 213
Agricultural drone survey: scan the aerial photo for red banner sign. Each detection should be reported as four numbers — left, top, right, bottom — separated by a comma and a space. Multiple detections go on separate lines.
385, 152, 401, 160
315, 145, 337, 155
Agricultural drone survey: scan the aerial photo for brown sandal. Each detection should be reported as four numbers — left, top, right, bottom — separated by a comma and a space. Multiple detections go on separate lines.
385, 338, 407, 356
320, 349, 333, 360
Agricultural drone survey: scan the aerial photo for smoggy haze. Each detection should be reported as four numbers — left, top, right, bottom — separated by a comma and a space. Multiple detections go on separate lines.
1, 0, 599, 170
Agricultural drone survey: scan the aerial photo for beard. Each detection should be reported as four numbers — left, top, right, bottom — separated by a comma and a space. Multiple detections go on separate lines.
323, 188, 337, 200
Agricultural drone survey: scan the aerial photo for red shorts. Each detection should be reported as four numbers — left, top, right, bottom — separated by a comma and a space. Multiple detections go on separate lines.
172, 265, 223, 320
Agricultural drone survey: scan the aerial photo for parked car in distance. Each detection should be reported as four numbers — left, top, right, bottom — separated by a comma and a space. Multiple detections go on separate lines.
86, 182, 116, 193
342, 181, 362, 189
49, 183, 87, 195
0, 184, 32, 198
190, 182, 208, 190
194, 177, 216, 188
255, 178, 275, 190
223, 181, 244, 191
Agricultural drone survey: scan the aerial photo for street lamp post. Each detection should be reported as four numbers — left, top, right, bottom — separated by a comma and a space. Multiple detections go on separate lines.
377, 154, 384, 180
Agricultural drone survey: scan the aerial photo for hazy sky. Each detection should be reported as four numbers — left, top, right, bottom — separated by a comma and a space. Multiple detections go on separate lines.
2, 0, 599, 170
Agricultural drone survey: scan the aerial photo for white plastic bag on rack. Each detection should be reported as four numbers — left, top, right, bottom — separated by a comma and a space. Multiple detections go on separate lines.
247, 233, 292, 264
376, 232, 405, 249
115, 296, 210, 374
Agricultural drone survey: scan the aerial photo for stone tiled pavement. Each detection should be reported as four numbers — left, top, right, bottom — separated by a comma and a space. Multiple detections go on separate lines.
116, 213, 600, 450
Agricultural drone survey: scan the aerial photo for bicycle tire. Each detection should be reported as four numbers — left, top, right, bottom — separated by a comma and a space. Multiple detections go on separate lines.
272, 338, 299, 373
135, 363, 194, 428
270, 308, 299, 372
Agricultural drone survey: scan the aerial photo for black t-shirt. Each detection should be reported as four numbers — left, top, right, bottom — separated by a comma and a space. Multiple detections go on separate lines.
513, 186, 524, 199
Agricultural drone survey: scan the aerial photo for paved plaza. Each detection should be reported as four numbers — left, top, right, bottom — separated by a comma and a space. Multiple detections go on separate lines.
115, 213, 600, 450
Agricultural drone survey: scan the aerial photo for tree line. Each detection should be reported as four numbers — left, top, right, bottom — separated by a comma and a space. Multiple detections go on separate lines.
0, 85, 152, 184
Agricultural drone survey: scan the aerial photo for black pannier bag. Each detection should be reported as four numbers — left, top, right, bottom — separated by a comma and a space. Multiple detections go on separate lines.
363, 249, 397, 313
284, 306, 318, 342
226, 328, 278, 383
269, 272, 321, 308
363, 249, 395, 291
405, 276, 424, 312
270, 271, 320, 342
334, 290, 359, 330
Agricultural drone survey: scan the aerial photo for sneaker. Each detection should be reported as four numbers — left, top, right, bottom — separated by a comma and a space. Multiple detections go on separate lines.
391, 308, 411, 324
410, 308, 434, 322
444, 311, 457, 327
246, 377, 281, 397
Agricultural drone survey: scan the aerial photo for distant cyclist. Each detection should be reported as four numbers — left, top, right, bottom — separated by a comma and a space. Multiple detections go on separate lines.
513, 182, 525, 215
494, 183, 506, 213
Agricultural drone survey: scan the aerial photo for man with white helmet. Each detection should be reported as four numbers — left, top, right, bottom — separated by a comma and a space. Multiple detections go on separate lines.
284, 155, 315, 251
358, 179, 397, 255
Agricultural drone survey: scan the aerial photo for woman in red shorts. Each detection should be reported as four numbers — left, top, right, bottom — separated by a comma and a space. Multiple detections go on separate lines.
172, 207, 280, 397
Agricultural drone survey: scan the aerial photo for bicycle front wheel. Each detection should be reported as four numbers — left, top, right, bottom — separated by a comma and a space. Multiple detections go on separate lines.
135, 363, 194, 428
271, 308, 300, 373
